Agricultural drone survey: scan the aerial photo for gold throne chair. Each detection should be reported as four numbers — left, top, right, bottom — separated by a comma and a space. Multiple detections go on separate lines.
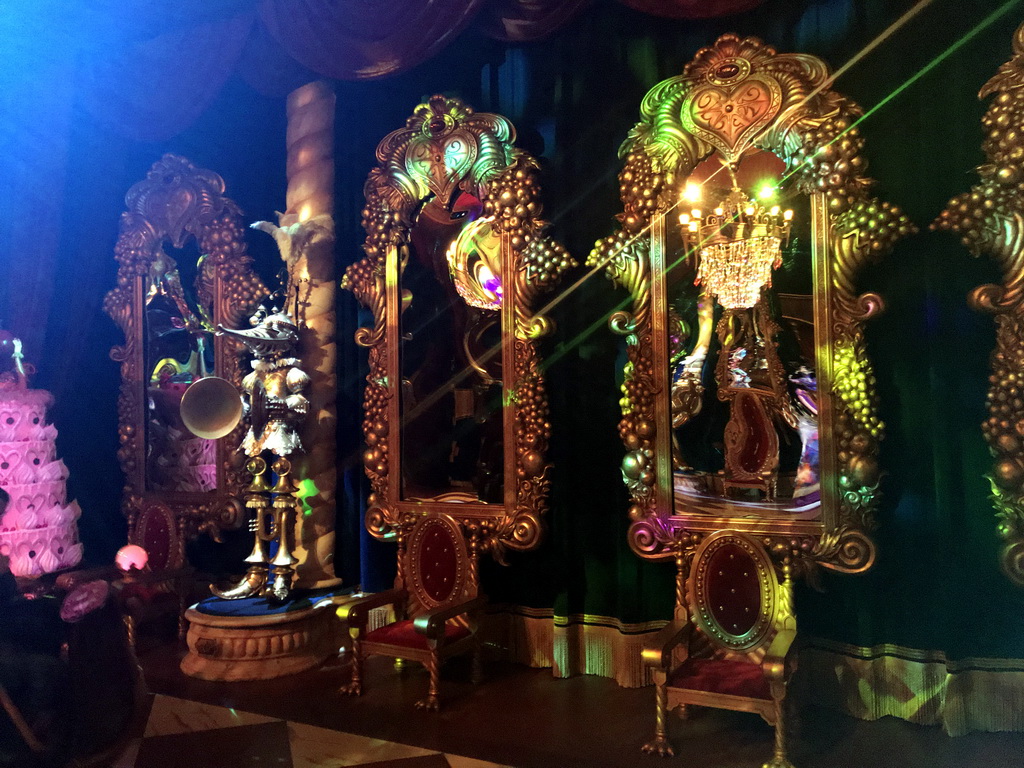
337, 512, 486, 710
643, 530, 797, 766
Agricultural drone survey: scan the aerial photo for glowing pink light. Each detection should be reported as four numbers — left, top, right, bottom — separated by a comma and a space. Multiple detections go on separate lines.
115, 544, 149, 572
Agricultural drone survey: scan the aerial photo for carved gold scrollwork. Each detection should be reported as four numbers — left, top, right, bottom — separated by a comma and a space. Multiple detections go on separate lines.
590, 35, 914, 567
934, 23, 1024, 586
343, 96, 574, 554
103, 154, 267, 542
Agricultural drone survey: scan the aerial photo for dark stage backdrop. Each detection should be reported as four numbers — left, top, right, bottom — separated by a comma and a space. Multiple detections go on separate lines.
3, 0, 1024, 672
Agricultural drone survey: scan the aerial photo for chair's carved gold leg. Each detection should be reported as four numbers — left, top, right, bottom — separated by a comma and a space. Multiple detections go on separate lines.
762, 685, 794, 768
341, 640, 363, 696
415, 653, 441, 711
641, 682, 675, 757
123, 614, 136, 649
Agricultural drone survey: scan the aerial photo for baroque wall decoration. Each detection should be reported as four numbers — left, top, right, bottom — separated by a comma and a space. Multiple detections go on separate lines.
588, 33, 916, 574
104, 154, 267, 544
343, 95, 574, 561
935, 22, 1024, 587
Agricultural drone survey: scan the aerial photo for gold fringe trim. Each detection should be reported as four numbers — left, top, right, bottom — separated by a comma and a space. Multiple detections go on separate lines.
481, 606, 665, 688
796, 638, 1024, 736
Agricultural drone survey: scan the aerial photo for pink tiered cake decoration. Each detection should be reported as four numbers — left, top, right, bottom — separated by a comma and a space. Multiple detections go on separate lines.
0, 331, 83, 576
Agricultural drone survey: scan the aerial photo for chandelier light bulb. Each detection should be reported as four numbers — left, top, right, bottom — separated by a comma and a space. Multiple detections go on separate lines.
683, 182, 702, 203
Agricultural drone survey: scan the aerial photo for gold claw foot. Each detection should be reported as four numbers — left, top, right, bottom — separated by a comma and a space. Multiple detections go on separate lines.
414, 695, 440, 712
762, 760, 794, 768
210, 568, 266, 600
641, 738, 675, 757
340, 681, 362, 696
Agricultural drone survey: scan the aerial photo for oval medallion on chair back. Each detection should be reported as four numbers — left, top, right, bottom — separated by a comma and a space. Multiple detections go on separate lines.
407, 514, 469, 609
132, 500, 183, 572
688, 531, 778, 652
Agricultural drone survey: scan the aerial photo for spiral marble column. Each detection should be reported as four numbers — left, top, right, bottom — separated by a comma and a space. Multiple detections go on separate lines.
282, 80, 339, 590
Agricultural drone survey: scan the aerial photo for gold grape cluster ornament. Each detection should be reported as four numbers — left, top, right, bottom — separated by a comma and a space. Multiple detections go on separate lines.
342, 95, 574, 559
934, 23, 1024, 587
104, 155, 266, 543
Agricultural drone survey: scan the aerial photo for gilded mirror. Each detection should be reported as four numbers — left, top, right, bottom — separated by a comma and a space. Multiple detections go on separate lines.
105, 154, 267, 539
343, 96, 573, 556
589, 35, 914, 571
935, 23, 1024, 586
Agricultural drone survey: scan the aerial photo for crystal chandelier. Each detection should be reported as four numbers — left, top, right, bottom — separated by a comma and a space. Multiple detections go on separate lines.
679, 185, 793, 310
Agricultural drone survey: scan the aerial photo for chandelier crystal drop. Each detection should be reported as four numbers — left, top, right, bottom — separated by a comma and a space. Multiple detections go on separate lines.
679, 185, 793, 310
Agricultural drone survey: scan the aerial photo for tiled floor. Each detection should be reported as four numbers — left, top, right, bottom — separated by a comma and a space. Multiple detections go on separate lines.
132, 644, 1024, 768
123, 694, 513, 768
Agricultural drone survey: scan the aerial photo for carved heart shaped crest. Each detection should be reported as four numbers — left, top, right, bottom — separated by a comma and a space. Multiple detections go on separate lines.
685, 75, 782, 161
406, 130, 478, 205
143, 184, 197, 248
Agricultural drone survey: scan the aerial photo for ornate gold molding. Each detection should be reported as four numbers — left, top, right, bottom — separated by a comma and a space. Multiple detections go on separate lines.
103, 154, 266, 542
342, 96, 573, 557
588, 35, 914, 570
934, 23, 1024, 587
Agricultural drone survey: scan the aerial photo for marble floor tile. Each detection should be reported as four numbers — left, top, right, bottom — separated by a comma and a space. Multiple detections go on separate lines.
136, 720, 293, 768
287, 720, 438, 767
444, 755, 515, 768
144, 694, 282, 737
352, 756, 451, 768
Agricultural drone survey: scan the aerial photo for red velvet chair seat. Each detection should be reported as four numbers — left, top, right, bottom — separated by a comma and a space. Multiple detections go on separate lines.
366, 619, 470, 650
669, 657, 771, 700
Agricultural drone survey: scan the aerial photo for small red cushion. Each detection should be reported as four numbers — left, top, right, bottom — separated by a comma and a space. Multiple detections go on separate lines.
365, 619, 470, 650
669, 657, 771, 700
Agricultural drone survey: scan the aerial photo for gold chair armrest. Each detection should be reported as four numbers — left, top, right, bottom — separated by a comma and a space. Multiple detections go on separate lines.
762, 628, 797, 680
336, 588, 407, 631
641, 619, 692, 670
413, 596, 488, 640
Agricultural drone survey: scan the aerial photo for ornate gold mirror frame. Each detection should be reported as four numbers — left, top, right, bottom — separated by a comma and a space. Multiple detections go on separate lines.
343, 96, 573, 558
104, 154, 267, 540
588, 36, 914, 572
935, 24, 1024, 586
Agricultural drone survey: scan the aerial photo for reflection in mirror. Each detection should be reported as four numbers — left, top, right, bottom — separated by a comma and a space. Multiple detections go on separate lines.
143, 245, 218, 493
400, 193, 504, 503
668, 154, 819, 519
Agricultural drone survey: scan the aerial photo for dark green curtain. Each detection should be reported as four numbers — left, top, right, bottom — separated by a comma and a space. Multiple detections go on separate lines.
330, 0, 1024, 658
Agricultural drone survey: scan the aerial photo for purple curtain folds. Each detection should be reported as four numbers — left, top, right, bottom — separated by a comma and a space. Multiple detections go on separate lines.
477, 0, 593, 42
80, 13, 256, 143
257, 0, 488, 81
618, 0, 765, 20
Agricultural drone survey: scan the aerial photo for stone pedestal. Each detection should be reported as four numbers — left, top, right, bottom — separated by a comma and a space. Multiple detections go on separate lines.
181, 590, 352, 681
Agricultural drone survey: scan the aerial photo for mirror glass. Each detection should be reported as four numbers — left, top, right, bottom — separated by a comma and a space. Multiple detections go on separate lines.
399, 192, 504, 503
142, 243, 219, 493
667, 151, 819, 521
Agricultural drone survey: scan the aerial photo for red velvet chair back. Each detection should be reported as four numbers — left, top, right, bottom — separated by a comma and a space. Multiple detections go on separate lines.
403, 513, 474, 617
130, 500, 184, 574
686, 530, 778, 654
